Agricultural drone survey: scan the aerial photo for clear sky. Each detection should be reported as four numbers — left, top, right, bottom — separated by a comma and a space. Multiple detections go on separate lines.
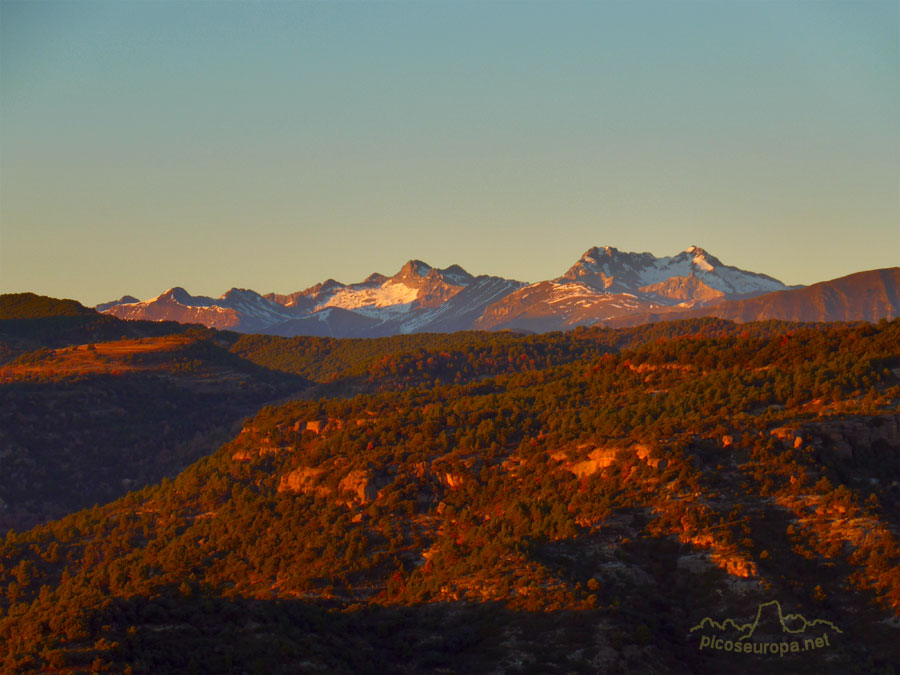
1, 0, 897, 306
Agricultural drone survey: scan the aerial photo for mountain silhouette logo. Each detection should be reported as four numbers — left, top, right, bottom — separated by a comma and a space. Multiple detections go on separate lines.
691, 600, 842, 640
691, 600, 842, 656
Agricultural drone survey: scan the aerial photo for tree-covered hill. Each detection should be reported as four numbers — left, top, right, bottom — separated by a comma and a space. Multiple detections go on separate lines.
1, 319, 899, 673
0, 293, 97, 320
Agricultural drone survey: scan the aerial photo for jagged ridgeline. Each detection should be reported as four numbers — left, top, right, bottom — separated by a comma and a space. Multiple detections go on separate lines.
1, 316, 900, 673
95, 248, 900, 335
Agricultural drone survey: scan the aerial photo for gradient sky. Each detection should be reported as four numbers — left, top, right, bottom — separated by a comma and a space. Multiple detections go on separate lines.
1, 0, 898, 306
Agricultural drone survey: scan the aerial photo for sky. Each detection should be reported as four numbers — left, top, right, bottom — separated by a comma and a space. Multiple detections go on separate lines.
1, 0, 898, 306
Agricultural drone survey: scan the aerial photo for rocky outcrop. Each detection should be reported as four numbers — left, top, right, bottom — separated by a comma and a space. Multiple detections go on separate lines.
570, 447, 620, 477
339, 469, 390, 505
555, 442, 667, 477
277, 467, 327, 495
299, 418, 346, 435
277, 464, 392, 506
231, 424, 288, 461
771, 414, 900, 461
304, 420, 326, 434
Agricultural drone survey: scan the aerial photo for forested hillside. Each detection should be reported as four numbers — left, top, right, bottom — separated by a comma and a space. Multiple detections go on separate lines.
1, 318, 898, 673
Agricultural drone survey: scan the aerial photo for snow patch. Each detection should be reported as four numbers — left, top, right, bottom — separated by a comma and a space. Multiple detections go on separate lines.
318, 280, 419, 312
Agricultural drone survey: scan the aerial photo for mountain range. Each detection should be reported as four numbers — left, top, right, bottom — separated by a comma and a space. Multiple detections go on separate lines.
98, 246, 900, 336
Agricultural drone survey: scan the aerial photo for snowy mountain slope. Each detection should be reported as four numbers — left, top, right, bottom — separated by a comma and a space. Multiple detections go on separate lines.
563, 246, 788, 298
98, 260, 509, 336
638, 275, 725, 304
101, 287, 297, 332
262, 274, 522, 338
474, 246, 795, 332
309, 261, 475, 313
96, 245, 825, 337
474, 281, 654, 332
391, 276, 526, 334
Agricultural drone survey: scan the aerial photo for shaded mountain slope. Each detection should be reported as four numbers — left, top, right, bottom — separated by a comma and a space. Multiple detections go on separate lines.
0, 334, 310, 531
609, 268, 900, 327
706, 267, 900, 323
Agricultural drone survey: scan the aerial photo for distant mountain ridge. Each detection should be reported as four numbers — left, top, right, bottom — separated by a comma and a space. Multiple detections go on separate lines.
101, 258, 525, 337
98, 246, 899, 336
604, 268, 900, 327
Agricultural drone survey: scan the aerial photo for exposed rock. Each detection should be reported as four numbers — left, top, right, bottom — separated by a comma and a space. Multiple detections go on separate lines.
278, 467, 326, 495
339, 469, 375, 504
231, 435, 284, 461
770, 426, 800, 443
301, 418, 345, 435
777, 414, 900, 462
816, 415, 900, 457
442, 472, 465, 489
711, 551, 757, 578
339, 469, 391, 505
570, 447, 620, 477
305, 420, 326, 435
558, 442, 666, 477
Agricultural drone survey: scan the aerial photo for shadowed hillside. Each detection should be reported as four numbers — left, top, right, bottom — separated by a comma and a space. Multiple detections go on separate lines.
611, 269, 900, 327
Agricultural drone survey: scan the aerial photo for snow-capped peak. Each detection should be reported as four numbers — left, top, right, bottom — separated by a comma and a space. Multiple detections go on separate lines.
581, 246, 618, 262
159, 287, 199, 305
561, 245, 788, 298
219, 287, 256, 300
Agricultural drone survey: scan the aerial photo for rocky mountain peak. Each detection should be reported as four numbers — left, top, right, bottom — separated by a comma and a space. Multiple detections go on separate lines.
161, 287, 195, 304
94, 295, 140, 312
397, 260, 433, 279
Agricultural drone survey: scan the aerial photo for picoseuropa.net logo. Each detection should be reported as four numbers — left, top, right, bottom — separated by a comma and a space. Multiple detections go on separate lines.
690, 600, 842, 657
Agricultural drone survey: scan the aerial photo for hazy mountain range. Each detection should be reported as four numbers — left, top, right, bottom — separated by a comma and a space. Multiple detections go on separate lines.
98, 246, 900, 336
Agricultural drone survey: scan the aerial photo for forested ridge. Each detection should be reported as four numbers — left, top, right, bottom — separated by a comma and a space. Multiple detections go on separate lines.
0, 311, 898, 673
